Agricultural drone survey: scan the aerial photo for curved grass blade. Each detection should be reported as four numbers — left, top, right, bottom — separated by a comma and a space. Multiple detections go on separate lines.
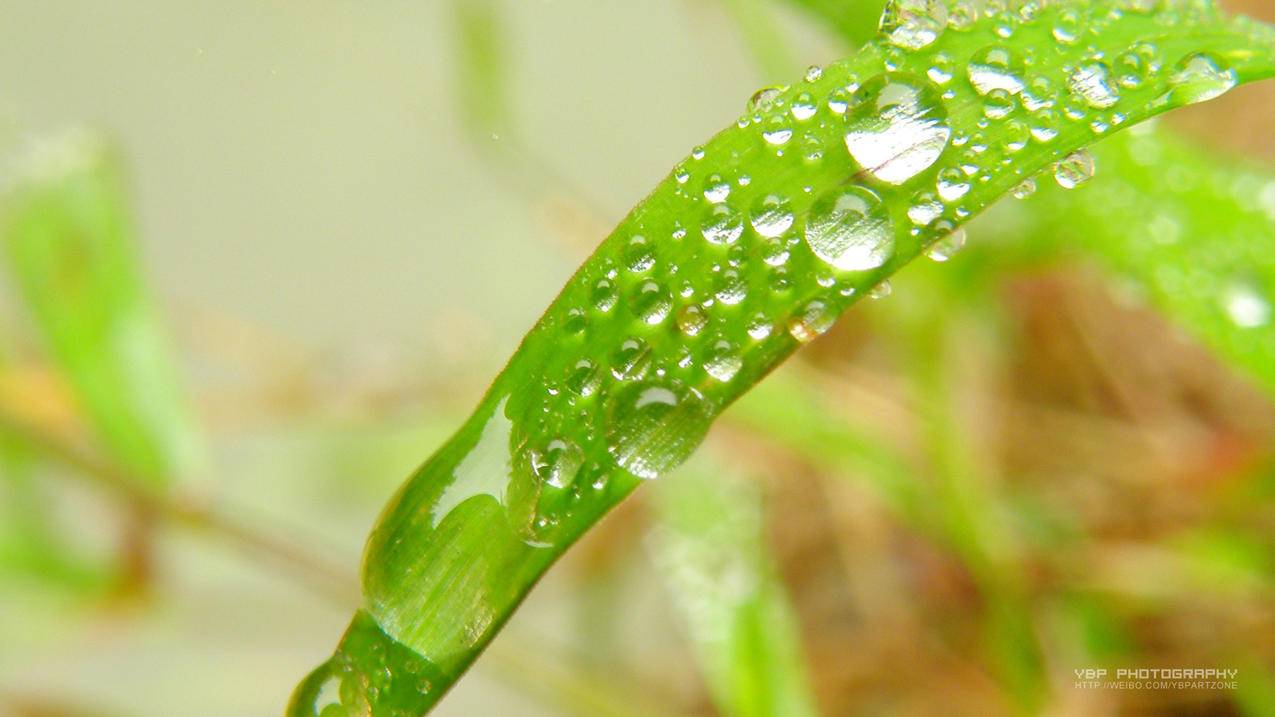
290, 3, 1275, 713
0, 132, 201, 486
650, 459, 818, 717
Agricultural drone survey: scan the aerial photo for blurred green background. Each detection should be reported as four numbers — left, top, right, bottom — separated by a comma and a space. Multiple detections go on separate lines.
1, 1, 1274, 716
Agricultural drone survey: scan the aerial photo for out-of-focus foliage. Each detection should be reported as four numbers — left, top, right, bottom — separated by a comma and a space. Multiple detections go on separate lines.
0, 132, 200, 487
651, 461, 818, 717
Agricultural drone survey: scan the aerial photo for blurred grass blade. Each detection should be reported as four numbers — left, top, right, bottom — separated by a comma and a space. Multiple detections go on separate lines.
0, 132, 200, 486
453, 0, 509, 143
0, 342, 105, 590
650, 459, 817, 717
1000, 125, 1275, 394
718, 0, 799, 82
785, 0, 887, 48
290, 3, 1275, 714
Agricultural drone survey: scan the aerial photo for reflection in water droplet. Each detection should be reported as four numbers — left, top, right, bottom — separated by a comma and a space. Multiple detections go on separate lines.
607, 383, 712, 479
804, 185, 894, 271
844, 74, 952, 185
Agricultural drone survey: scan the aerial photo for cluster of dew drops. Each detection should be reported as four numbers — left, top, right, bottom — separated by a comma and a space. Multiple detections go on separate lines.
510, 0, 1246, 544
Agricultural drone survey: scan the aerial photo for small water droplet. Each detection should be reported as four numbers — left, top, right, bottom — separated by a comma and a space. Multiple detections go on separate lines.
631, 281, 672, 325
787, 300, 835, 343
748, 86, 784, 112
703, 174, 731, 203
704, 341, 742, 382
676, 305, 708, 336
868, 280, 893, 300
926, 224, 966, 262
880, 0, 949, 51
750, 193, 795, 238
1012, 177, 1037, 199
968, 45, 1025, 95
1069, 62, 1120, 109
701, 204, 745, 245
936, 167, 971, 202
1053, 149, 1095, 189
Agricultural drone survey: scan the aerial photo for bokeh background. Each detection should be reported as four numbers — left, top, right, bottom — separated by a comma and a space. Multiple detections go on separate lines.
2, 1, 1275, 715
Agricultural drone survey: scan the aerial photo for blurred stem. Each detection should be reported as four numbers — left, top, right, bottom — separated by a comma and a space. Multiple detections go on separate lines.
0, 409, 358, 607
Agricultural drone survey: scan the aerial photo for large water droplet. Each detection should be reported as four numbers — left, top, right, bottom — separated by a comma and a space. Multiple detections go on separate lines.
533, 439, 584, 489
1159, 52, 1237, 106
607, 383, 712, 480
844, 73, 952, 184
704, 340, 743, 382
804, 185, 894, 271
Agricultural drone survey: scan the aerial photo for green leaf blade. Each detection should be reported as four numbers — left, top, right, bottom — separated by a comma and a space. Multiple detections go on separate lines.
290, 3, 1275, 714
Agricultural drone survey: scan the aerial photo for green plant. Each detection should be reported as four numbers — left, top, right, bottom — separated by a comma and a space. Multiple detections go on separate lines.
284, 2, 1275, 715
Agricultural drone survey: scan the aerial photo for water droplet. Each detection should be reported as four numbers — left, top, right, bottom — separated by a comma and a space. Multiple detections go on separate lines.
1069, 62, 1120, 109
936, 167, 971, 202
632, 281, 672, 325
880, 0, 949, 50
804, 185, 894, 271
1012, 177, 1037, 199
1159, 52, 1237, 106
624, 236, 656, 273
747, 314, 773, 340
701, 204, 745, 245
1053, 149, 1095, 189
713, 269, 748, 305
763, 127, 794, 145
611, 338, 651, 380
607, 383, 711, 479
676, 305, 708, 336
567, 360, 600, 397
926, 224, 966, 262
750, 194, 794, 238
868, 280, 893, 300
787, 300, 835, 343
704, 341, 742, 382
908, 191, 944, 225
534, 439, 583, 489
805, 65, 824, 82
983, 88, 1016, 119
790, 92, 817, 121
749, 86, 784, 112
592, 278, 618, 312
703, 174, 731, 203
844, 73, 952, 184
968, 45, 1025, 95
